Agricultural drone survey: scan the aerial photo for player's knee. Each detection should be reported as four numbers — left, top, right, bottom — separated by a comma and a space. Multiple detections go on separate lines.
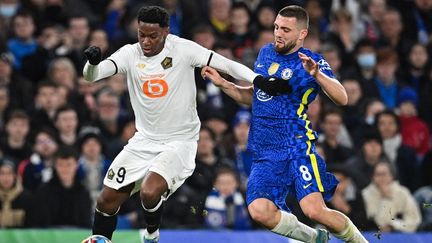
303, 204, 326, 222
96, 195, 119, 214
248, 200, 275, 224
140, 188, 162, 207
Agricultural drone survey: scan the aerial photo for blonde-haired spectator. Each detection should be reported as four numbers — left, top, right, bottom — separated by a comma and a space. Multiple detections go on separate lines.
48, 57, 77, 91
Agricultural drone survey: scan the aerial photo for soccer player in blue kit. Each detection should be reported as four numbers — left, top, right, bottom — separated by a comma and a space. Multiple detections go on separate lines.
202, 5, 368, 243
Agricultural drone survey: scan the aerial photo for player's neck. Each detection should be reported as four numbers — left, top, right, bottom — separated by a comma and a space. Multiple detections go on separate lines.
282, 45, 303, 55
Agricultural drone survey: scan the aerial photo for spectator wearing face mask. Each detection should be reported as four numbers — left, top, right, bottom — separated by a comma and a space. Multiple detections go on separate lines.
351, 39, 380, 99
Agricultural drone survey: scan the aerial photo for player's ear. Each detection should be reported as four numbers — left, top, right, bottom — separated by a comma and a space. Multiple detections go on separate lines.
299, 29, 308, 41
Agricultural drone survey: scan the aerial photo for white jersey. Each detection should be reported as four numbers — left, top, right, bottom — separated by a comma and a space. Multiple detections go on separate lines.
108, 35, 211, 141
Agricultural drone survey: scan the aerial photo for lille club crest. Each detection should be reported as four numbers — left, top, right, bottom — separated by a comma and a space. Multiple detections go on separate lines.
161, 57, 173, 69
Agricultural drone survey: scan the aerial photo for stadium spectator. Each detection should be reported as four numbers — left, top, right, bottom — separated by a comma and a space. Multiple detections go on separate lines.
0, 85, 9, 132
351, 39, 380, 98
413, 184, 432, 231
351, 98, 385, 147
0, 159, 33, 228
359, 0, 387, 43
0, 110, 32, 166
228, 2, 254, 60
54, 105, 79, 146
324, 8, 357, 63
92, 88, 126, 159
397, 87, 430, 158
204, 167, 251, 230
207, 0, 232, 41
253, 2, 276, 31
345, 129, 387, 190
0, 51, 33, 110
57, 15, 90, 72
21, 24, 64, 83
18, 127, 59, 192
7, 11, 38, 71
404, 43, 432, 129
341, 78, 364, 135
30, 81, 61, 132
372, 47, 403, 109
327, 164, 375, 231
222, 109, 253, 193
318, 108, 353, 165
77, 126, 111, 209
377, 8, 413, 66
32, 146, 92, 228
375, 110, 419, 191
362, 161, 421, 232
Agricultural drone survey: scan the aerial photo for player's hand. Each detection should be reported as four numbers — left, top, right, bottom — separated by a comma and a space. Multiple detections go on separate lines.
299, 52, 319, 78
201, 66, 226, 87
252, 75, 291, 96
84, 46, 102, 65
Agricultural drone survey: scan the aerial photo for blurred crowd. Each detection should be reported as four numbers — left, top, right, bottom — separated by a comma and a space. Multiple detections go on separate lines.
0, 0, 432, 234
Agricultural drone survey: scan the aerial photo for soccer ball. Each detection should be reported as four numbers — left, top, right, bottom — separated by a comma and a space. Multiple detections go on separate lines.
81, 235, 113, 243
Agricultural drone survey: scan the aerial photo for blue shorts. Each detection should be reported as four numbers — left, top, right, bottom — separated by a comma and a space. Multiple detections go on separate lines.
246, 141, 338, 212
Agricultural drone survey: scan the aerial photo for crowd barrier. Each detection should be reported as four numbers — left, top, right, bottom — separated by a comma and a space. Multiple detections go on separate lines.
1, 229, 431, 243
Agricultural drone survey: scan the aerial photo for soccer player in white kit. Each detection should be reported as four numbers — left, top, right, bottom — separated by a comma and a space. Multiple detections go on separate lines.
81, 6, 291, 243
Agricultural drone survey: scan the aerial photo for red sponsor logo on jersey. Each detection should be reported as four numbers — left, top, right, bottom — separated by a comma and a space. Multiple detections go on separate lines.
142, 79, 168, 98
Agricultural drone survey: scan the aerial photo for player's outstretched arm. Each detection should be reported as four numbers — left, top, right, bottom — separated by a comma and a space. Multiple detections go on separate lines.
208, 52, 291, 96
82, 46, 117, 82
299, 52, 348, 106
202, 66, 253, 105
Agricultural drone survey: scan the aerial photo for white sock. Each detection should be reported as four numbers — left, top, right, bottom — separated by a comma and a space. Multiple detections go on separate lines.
141, 198, 163, 212
333, 215, 368, 243
271, 211, 317, 242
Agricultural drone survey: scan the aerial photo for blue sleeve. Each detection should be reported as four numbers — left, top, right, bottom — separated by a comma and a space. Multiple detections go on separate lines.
313, 54, 335, 79
254, 47, 267, 75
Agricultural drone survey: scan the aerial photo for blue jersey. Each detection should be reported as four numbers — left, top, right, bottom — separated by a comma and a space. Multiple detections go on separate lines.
248, 45, 334, 152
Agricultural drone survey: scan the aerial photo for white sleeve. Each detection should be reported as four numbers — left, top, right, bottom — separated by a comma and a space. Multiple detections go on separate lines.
183, 40, 258, 83
83, 45, 131, 82
83, 60, 117, 82
208, 51, 258, 83
106, 45, 131, 74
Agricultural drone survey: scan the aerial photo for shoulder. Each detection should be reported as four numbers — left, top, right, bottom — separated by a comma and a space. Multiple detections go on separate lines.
394, 182, 413, 196
259, 44, 273, 55
362, 184, 378, 197
166, 34, 197, 50
300, 48, 323, 61
301, 47, 331, 70
114, 43, 140, 56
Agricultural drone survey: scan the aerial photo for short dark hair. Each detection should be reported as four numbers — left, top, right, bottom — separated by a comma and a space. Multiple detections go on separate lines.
375, 109, 400, 132
6, 109, 29, 124
54, 145, 79, 162
278, 5, 309, 28
320, 107, 343, 123
54, 105, 77, 122
137, 6, 169, 27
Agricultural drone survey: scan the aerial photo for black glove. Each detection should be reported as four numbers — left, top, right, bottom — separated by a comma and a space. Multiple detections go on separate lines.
253, 75, 292, 96
84, 46, 102, 65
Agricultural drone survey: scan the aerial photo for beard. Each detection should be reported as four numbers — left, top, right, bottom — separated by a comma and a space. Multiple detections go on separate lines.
274, 39, 297, 54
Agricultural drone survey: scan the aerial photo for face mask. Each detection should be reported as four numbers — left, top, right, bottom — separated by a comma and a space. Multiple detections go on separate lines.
357, 53, 376, 69
365, 116, 375, 125
0, 5, 18, 18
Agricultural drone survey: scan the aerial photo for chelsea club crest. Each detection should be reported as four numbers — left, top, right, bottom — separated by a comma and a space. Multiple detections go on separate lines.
281, 68, 293, 80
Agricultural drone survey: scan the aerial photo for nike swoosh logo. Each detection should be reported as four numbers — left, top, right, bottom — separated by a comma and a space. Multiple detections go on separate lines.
257, 64, 264, 68
303, 183, 313, 189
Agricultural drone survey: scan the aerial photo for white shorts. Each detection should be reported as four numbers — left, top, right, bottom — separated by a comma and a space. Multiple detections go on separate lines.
103, 133, 197, 199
